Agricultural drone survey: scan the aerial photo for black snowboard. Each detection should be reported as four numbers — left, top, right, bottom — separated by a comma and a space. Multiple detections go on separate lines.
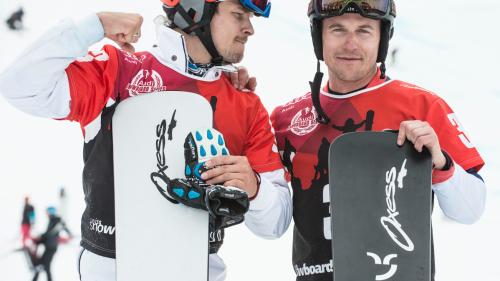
329, 131, 432, 281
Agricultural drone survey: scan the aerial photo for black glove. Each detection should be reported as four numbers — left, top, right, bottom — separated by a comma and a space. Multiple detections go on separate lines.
154, 176, 208, 211
206, 185, 249, 229
154, 128, 249, 229
156, 175, 249, 229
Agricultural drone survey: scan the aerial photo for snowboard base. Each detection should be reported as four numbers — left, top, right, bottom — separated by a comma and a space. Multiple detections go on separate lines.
329, 132, 432, 281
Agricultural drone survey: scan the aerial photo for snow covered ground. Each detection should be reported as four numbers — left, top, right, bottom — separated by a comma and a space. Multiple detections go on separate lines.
0, 0, 499, 280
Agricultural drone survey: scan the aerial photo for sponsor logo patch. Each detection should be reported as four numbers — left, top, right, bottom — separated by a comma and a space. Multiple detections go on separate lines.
289, 106, 319, 136
122, 51, 145, 65
77, 50, 109, 62
89, 218, 115, 236
294, 259, 333, 277
126, 69, 167, 96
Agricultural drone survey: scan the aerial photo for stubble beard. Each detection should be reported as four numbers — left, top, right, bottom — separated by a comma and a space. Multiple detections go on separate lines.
333, 67, 367, 82
220, 47, 244, 64
330, 60, 377, 84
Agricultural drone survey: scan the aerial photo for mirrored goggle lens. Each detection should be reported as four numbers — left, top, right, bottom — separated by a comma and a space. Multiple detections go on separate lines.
315, 0, 391, 17
251, 0, 270, 11
240, 0, 271, 17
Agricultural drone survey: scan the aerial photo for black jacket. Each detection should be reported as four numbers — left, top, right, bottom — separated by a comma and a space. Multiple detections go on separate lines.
21, 204, 34, 225
38, 215, 71, 250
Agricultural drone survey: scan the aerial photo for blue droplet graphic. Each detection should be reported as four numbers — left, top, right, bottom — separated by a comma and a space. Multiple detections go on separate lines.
196, 131, 202, 141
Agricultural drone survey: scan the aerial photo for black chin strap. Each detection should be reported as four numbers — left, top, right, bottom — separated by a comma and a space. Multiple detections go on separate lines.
380, 62, 387, 79
310, 61, 330, 124
175, 2, 225, 65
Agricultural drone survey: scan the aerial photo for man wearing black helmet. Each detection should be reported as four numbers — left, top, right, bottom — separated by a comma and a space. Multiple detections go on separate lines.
0, 0, 292, 280
270, 1, 486, 280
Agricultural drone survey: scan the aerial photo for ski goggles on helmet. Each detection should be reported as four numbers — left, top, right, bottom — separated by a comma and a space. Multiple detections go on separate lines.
162, 0, 271, 18
311, 0, 395, 19
238, 0, 271, 17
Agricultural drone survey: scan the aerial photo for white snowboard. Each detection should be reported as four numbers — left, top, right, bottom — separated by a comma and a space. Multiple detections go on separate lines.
113, 92, 211, 281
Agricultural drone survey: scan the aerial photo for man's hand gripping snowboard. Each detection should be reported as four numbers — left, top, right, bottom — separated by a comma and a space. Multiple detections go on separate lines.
152, 128, 249, 229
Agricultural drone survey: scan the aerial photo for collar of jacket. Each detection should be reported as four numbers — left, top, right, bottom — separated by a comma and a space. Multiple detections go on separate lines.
150, 15, 238, 82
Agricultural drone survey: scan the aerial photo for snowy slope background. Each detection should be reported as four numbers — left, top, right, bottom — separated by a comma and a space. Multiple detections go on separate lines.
1, 0, 499, 280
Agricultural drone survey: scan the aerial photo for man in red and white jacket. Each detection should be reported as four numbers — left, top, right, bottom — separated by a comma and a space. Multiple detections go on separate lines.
0, 0, 292, 280
271, 1, 486, 280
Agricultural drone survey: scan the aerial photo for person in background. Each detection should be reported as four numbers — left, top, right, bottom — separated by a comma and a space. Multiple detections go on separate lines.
32, 206, 72, 281
5, 7, 24, 30
58, 187, 68, 223
21, 196, 35, 248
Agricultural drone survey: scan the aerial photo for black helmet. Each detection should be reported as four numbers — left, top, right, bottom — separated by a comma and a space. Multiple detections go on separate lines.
308, 0, 396, 65
162, 0, 272, 65
307, 0, 396, 125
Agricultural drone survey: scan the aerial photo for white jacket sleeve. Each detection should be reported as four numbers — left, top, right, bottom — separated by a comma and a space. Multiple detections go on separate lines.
244, 169, 293, 239
432, 164, 486, 224
0, 14, 104, 118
